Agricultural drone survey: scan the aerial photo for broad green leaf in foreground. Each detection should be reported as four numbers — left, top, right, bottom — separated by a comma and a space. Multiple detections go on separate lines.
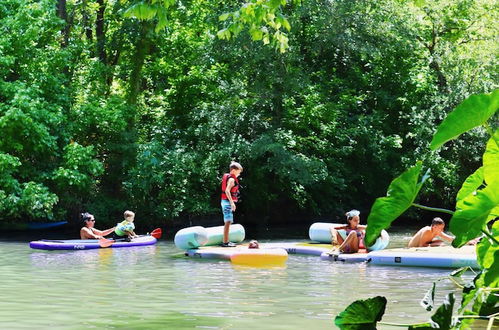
335, 296, 387, 327
483, 130, 499, 186
365, 162, 429, 246
420, 282, 436, 311
450, 184, 499, 247
456, 167, 483, 209
476, 220, 499, 269
430, 89, 499, 150
409, 293, 455, 329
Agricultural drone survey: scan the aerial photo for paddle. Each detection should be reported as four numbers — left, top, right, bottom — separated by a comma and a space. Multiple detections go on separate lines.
99, 228, 162, 248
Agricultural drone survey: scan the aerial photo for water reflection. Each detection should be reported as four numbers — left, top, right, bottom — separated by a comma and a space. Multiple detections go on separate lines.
0, 235, 475, 330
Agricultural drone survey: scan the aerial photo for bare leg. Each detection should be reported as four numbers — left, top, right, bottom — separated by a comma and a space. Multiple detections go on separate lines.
339, 232, 359, 253
223, 222, 231, 243
330, 228, 343, 245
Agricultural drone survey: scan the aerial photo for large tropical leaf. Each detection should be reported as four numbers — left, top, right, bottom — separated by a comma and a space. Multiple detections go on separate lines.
420, 282, 436, 311
409, 293, 455, 329
450, 184, 499, 247
365, 162, 429, 246
483, 130, 499, 186
456, 167, 483, 209
430, 89, 499, 150
334, 296, 387, 328
476, 220, 499, 269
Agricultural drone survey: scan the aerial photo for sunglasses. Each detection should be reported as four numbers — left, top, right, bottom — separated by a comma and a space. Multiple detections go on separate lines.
86, 219, 95, 222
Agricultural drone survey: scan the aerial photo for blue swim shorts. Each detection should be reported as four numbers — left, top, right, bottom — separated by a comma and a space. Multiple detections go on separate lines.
221, 199, 233, 223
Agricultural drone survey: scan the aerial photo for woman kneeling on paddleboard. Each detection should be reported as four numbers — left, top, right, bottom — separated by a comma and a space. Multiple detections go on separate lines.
80, 212, 115, 239
330, 210, 366, 254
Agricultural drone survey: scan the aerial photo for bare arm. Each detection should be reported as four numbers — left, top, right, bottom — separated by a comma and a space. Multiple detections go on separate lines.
93, 227, 115, 237
437, 232, 454, 243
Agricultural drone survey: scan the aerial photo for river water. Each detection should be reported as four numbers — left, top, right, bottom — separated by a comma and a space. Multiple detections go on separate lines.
0, 229, 477, 329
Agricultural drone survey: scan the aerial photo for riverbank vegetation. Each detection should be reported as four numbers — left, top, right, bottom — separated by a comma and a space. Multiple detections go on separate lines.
0, 0, 497, 226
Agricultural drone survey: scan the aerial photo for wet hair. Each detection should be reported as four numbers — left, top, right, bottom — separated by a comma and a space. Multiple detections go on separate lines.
431, 217, 445, 226
248, 240, 259, 249
229, 161, 243, 171
80, 212, 93, 222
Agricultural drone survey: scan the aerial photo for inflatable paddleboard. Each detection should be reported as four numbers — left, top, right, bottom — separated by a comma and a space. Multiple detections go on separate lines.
174, 224, 245, 250
185, 245, 288, 266
309, 222, 390, 251
263, 242, 370, 262
367, 246, 479, 269
29, 236, 157, 250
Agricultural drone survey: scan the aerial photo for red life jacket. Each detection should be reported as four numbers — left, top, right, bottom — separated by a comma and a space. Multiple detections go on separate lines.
221, 173, 240, 201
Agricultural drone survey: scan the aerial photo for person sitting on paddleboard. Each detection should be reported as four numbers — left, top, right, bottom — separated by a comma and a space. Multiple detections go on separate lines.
330, 209, 367, 254
407, 217, 454, 247
80, 212, 115, 239
113, 210, 138, 241
220, 161, 243, 247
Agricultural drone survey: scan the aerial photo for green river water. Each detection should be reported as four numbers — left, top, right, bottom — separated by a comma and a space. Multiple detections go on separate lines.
0, 229, 477, 329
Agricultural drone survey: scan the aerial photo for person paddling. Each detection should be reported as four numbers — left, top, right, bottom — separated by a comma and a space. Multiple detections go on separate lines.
220, 161, 243, 247
80, 212, 115, 239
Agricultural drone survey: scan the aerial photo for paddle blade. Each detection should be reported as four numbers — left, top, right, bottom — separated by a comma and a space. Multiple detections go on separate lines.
99, 238, 114, 248
150, 228, 162, 239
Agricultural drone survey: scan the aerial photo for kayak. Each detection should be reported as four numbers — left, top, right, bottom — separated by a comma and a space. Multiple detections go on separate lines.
29, 236, 157, 250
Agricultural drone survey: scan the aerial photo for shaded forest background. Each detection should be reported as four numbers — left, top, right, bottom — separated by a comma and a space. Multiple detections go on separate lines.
0, 0, 497, 228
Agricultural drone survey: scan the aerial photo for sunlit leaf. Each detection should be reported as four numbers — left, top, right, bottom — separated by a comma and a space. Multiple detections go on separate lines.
219, 13, 230, 21
450, 184, 499, 247
456, 167, 483, 208
365, 162, 428, 246
483, 130, 499, 186
476, 220, 499, 269
124, 3, 158, 20
335, 296, 387, 327
430, 89, 499, 150
410, 293, 456, 329
420, 282, 435, 311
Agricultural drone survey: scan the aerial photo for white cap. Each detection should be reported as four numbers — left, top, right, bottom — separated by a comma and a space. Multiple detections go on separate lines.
346, 210, 360, 218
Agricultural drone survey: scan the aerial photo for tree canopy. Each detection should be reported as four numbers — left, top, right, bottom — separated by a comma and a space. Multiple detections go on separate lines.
0, 0, 497, 225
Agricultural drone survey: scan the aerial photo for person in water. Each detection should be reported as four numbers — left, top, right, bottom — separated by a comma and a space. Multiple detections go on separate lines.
248, 240, 260, 249
330, 209, 367, 254
113, 210, 138, 241
407, 217, 454, 247
220, 161, 243, 247
80, 212, 115, 239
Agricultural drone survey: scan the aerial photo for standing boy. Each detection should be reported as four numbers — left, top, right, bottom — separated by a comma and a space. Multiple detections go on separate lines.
220, 161, 243, 247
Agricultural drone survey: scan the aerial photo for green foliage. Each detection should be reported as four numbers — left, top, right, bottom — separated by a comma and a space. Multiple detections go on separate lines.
52, 143, 103, 193
365, 162, 429, 246
409, 293, 456, 329
430, 90, 499, 150
456, 167, 483, 207
334, 296, 387, 329
420, 282, 436, 312
450, 131, 499, 247
217, 0, 297, 52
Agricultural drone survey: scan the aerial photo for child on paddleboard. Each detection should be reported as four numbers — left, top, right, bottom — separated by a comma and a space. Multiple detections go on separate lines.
113, 210, 138, 241
220, 161, 243, 247
330, 209, 367, 254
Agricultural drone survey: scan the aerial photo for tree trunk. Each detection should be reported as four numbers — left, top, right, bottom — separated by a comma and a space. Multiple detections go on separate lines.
56, 0, 70, 47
